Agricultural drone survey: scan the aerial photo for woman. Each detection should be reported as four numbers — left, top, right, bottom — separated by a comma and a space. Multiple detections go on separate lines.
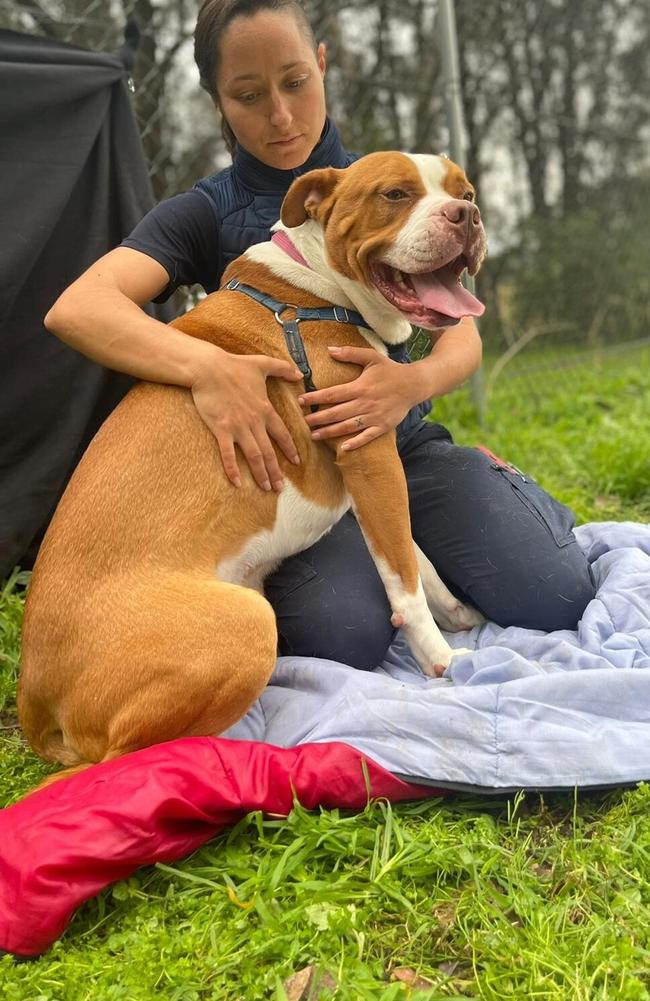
45, 0, 595, 668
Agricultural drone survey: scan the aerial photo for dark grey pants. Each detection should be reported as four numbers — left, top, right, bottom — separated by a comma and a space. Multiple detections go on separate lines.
264, 421, 596, 670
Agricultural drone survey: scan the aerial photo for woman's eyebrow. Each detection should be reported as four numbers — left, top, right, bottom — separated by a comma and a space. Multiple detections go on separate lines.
229, 61, 308, 83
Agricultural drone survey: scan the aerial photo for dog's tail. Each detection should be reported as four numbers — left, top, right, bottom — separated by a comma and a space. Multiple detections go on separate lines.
30, 761, 95, 795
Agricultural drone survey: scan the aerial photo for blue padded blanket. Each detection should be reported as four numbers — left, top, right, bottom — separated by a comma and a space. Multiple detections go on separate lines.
224, 522, 650, 791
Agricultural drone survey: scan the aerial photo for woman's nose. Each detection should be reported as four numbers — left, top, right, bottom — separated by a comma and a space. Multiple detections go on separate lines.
268, 90, 292, 128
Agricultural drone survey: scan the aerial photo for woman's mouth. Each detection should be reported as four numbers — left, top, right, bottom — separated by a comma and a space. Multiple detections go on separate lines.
270, 135, 302, 147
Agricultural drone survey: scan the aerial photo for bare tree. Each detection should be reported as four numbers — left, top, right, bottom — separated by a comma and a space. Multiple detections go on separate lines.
306, 0, 443, 154
4, 0, 649, 233
456, 0, 650, 218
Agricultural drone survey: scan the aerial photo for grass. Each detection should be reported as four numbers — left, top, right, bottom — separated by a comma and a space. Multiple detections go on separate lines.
433, 344, 650, 525
1, 347, 650, 999
0, 569, 29, 717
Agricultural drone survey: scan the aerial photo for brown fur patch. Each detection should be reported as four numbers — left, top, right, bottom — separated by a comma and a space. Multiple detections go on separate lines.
283, 152, 431, 288
442, 159, 475, 201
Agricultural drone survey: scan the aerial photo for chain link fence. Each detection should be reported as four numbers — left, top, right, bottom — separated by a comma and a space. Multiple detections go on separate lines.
3, 0, 649, 406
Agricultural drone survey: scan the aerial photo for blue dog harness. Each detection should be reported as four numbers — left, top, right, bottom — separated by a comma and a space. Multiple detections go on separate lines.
223, 278, 372, 407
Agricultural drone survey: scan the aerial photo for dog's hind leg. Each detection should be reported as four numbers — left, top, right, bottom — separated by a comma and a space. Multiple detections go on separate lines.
413, 543, 484, 631
20, 574, 277, 770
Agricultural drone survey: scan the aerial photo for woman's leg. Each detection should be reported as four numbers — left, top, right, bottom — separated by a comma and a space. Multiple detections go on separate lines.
400, 423, 596, 631
264, 512, 395, 669
265, 422, 596, 667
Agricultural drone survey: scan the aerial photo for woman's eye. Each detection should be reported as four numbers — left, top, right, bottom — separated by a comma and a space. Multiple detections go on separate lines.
382, 189, 409, 201
287, 77, 307, 89
238, 92, 258, 104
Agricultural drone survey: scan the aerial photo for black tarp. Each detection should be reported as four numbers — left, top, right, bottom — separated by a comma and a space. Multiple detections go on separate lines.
0, 28, 171, 576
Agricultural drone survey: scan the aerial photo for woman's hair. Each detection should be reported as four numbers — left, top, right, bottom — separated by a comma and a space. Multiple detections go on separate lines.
194, 0, 317, 155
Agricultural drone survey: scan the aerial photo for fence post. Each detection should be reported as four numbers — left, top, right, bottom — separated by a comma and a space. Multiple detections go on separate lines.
437, 0, 486, 424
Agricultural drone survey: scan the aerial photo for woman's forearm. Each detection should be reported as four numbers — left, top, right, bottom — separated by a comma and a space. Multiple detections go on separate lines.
45, 279, 220, 388
407, 317, 482, 404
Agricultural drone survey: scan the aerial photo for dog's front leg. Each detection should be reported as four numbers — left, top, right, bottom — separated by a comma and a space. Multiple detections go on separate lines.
335, 436, 464, 677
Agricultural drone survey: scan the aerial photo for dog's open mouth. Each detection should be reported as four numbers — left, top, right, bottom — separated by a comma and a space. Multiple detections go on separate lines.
370, 255, 485, 328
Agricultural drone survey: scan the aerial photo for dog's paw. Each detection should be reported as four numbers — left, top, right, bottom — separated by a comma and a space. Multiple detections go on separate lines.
420, 660, 449, 679
403, 627, 454, 678
391, 591, 474, 677
419, 645, 473, 678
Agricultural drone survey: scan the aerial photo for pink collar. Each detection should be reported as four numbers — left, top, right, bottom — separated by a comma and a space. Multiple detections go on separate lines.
271, 230, 310, 269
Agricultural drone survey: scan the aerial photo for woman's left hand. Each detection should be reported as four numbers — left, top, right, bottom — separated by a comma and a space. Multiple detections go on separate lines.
298, 345, 417, 451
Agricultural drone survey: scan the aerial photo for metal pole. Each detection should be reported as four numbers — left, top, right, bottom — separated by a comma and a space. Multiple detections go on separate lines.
437, 0, 486, 423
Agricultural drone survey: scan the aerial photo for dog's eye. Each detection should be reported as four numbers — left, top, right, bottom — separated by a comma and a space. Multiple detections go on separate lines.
382, 189, 409, 202
463, 191, 475, 202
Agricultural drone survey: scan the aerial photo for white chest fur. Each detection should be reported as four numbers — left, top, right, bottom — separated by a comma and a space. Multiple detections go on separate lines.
215, 482, 350, 591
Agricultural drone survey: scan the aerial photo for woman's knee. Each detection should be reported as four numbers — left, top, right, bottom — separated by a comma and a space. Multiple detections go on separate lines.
467, 543, 596, 632
405, 439, 597, 633
276, 590, 395, 670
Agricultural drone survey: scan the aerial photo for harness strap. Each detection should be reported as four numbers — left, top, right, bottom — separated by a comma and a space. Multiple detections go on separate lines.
223, 280, 288, 317
223, 278, 372, 407
281, 319, 317, 396
223, 279, 371, 329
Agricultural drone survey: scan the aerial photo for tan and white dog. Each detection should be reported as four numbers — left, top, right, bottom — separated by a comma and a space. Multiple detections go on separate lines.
18, 151, 487, 782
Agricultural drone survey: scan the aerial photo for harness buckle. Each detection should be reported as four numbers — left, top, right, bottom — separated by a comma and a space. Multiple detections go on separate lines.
274, 308, 299, 327
332, 305, 350, 324
225, 279, 240, 291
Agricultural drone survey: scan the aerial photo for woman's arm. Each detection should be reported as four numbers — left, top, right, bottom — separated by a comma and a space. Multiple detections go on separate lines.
299, 317, 482, 450
45, 247, 303, 491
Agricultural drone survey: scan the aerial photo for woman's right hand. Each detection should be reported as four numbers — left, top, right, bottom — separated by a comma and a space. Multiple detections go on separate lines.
191, 349, 304, 492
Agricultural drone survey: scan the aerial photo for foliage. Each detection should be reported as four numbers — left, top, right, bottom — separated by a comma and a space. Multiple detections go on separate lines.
457, 0, 650, 216
3, 783, 650, 998
478, 174, 650, 350
433, 346, 650, 525
2, 786, 650, 997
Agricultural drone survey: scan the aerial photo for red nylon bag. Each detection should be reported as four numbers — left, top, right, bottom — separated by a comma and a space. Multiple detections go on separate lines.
0, 736, 440, 957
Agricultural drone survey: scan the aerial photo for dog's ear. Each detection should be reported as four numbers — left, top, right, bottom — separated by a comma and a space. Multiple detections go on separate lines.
281, 167, 344, 227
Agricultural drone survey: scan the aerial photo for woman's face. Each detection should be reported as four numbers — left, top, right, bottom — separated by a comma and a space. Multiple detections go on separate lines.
216, 10, 327, 169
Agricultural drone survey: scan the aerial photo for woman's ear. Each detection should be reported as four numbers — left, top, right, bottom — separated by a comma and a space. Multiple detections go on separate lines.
281, 167, 342, 227
317, 41, 327, 78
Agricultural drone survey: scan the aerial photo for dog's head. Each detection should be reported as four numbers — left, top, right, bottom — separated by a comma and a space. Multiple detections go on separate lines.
281, 151, 486, 331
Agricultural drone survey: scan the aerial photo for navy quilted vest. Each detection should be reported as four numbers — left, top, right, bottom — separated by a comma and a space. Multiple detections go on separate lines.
193, 119, 357, 277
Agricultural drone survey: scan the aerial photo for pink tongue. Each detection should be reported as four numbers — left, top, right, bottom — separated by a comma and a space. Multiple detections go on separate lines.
409, 269, 485, 318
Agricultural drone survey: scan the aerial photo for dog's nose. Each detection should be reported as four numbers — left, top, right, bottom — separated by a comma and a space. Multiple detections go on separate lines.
439, 199, 482, 232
